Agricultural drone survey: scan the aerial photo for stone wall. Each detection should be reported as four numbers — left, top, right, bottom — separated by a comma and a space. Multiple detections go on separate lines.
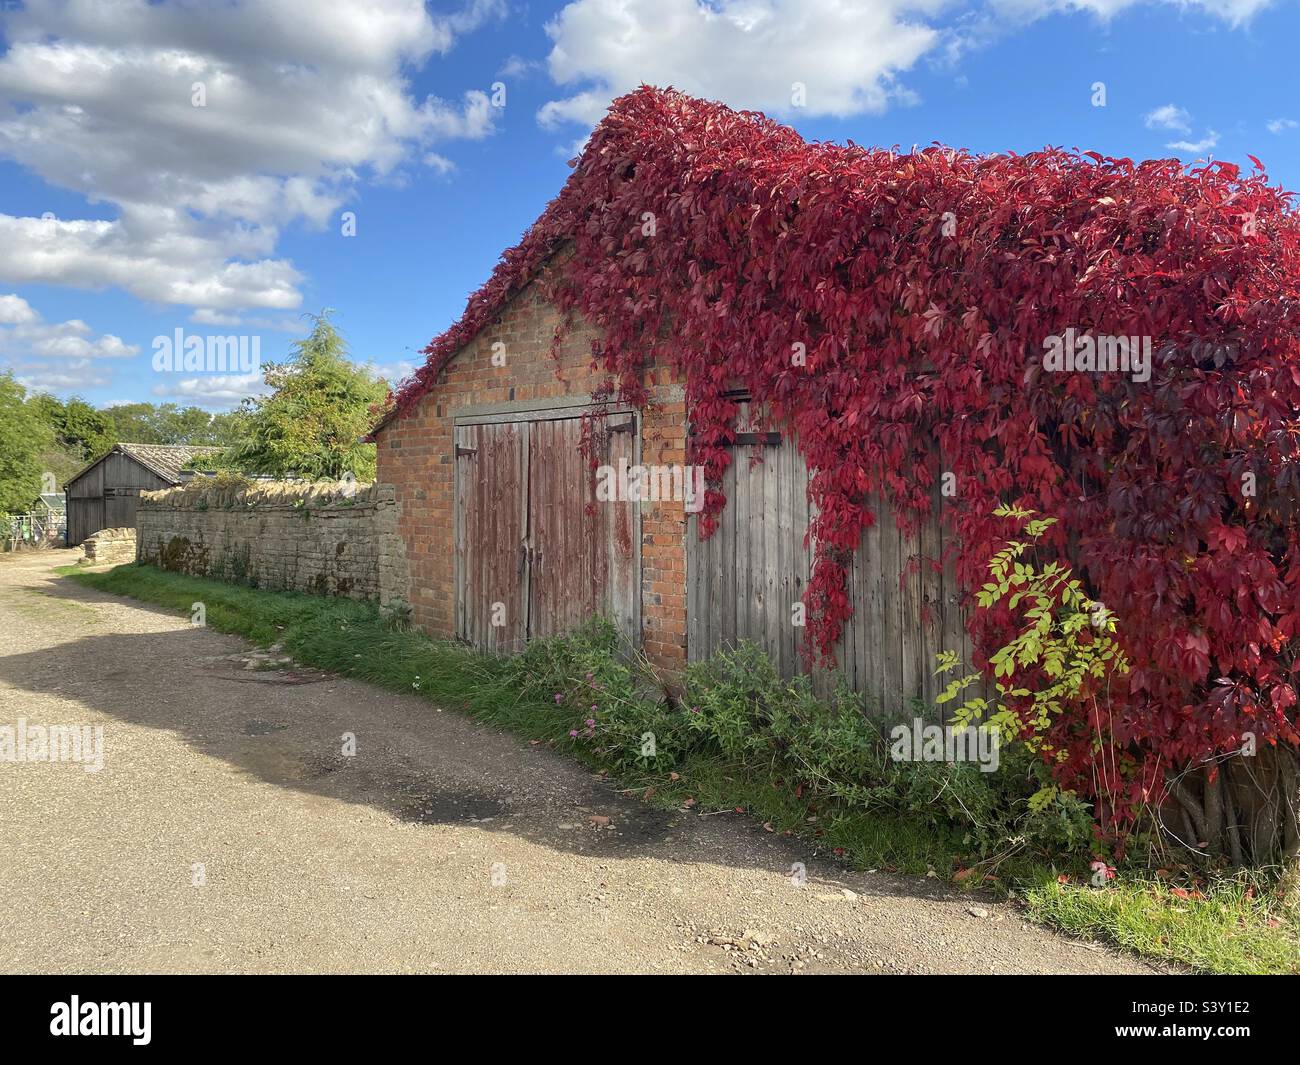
136, 480, 408, 607
82, 527, 137, 566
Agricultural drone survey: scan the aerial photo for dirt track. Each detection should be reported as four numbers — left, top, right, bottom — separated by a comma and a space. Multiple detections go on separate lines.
0, 550, 1156, 974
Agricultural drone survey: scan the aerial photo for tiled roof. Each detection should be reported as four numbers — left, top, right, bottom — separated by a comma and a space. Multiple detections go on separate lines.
114, 443, 218, 483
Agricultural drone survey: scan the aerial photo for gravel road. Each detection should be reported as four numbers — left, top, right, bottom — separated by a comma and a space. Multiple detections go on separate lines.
0, 550, 1156, 974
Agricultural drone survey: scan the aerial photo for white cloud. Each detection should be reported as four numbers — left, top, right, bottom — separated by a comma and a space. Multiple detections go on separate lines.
498, 54, 542, 80
151, 371, 270, 407
0, 294, 38, 324
1144, 104, 1191, 132
1267, 118, 1298, 134
0, 0, 502, 312
0, 294, 137, 361
189, 308, 302, 332
13, 358, 112, 393
0, 291, 138, 395
0, 212, 303, 311
538, 0, 1273, 131
1166, 130, 1219, 154
987, 0, 1272, 27
422, 152, 457, 176
539, 0, 944, 126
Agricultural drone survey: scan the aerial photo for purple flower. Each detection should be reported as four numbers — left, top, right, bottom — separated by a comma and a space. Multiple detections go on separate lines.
585, 718, 595, 728
690, 706, 701, 714
554, 692, 563, 704
569, 729, 579, 737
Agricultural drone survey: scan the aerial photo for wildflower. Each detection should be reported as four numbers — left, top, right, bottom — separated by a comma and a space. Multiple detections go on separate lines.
585, 718, 595, 728
554, 692, 563, 704
569, 729, 579, 738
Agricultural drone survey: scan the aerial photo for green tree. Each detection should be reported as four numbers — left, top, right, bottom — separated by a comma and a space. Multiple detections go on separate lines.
60, 398, 114, 460
25, 393, 85, 487
0, 373, 53, 513
230, 312, 386, 480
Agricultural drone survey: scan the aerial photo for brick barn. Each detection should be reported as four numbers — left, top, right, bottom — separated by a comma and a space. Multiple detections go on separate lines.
373, 276, 692, 673
371, 90, 976, 711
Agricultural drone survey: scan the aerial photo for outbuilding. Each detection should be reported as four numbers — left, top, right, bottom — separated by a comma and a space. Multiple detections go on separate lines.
371, 91, 972, 711
65, 443, 214, 547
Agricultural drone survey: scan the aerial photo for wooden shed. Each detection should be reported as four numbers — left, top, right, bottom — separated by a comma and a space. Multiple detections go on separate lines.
65, 443, 213, 547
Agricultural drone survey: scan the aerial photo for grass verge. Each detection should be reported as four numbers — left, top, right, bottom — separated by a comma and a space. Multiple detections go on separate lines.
64, 562, 1299, 974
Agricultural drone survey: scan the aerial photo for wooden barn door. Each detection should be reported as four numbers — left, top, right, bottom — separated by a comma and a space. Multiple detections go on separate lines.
686, 399, 980, 716
526, 416, 638, 642
454, 422, 528, 653
455, 412, 639, 653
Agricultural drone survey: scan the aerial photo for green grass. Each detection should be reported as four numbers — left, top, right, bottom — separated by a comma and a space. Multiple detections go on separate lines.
64, 562, 1300, 974
1026, 874, 1298, 975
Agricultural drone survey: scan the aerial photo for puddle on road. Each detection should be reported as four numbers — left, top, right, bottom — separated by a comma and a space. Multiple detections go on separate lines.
402, 788, 506, 824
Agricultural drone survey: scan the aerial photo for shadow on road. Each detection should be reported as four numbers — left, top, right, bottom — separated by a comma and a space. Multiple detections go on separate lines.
2, 564, 959, 906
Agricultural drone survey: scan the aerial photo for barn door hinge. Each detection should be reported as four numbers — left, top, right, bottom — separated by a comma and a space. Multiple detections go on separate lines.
455, 444, 477, 457
606, 416, 635, 433
730, 431, 782, 447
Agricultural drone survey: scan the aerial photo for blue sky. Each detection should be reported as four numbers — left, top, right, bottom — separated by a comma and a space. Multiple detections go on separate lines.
0, 0, 1296, 411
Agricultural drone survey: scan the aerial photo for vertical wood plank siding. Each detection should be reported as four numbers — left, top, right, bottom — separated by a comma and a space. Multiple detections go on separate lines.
686, 405, 981, 717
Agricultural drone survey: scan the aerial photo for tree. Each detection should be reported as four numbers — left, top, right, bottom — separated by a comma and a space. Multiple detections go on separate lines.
58, 398, 114, 460
101, 401, 247, 446
230, 311, 386, 480
0, 373, 53, 513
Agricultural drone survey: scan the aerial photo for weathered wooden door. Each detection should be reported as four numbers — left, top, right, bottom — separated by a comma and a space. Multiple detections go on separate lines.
455, 412, 639, 652
686, 399, 980, 715
454, 421, 528, 653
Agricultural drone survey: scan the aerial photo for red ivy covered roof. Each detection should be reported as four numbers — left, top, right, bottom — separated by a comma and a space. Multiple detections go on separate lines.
372, 86, 802, 432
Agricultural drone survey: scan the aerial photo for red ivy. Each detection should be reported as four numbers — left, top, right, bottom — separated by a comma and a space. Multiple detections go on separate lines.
380, 87, 1300, 824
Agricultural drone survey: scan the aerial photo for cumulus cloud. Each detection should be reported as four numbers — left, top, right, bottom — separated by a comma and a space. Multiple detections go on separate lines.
13, 359, 113, 393
537, 0, 1274, 131
0, 0, 502, 312
1166, 130, 1220, 154
1144, 104, 1192, 133
150, 371, 270, 407
538, 0, 943, 127
0, 294, 39, 324
1267, 118, 1298, 134
0, 294, 137, 361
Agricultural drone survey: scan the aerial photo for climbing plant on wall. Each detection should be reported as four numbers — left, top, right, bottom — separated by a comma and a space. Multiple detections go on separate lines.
384, 87, 1300, 864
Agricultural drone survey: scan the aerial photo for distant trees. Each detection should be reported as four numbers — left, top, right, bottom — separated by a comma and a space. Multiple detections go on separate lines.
229, 311, 386, 481
100, 402, 247, 449
4, 310, 385, 501
0, 372, 52, 513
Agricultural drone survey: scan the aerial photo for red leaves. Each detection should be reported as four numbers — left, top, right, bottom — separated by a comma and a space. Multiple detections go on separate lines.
381, 87, 1300, 827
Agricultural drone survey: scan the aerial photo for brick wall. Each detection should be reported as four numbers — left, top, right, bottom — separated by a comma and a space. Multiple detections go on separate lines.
136, 481, 408, 605
375, 269, 689, 673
